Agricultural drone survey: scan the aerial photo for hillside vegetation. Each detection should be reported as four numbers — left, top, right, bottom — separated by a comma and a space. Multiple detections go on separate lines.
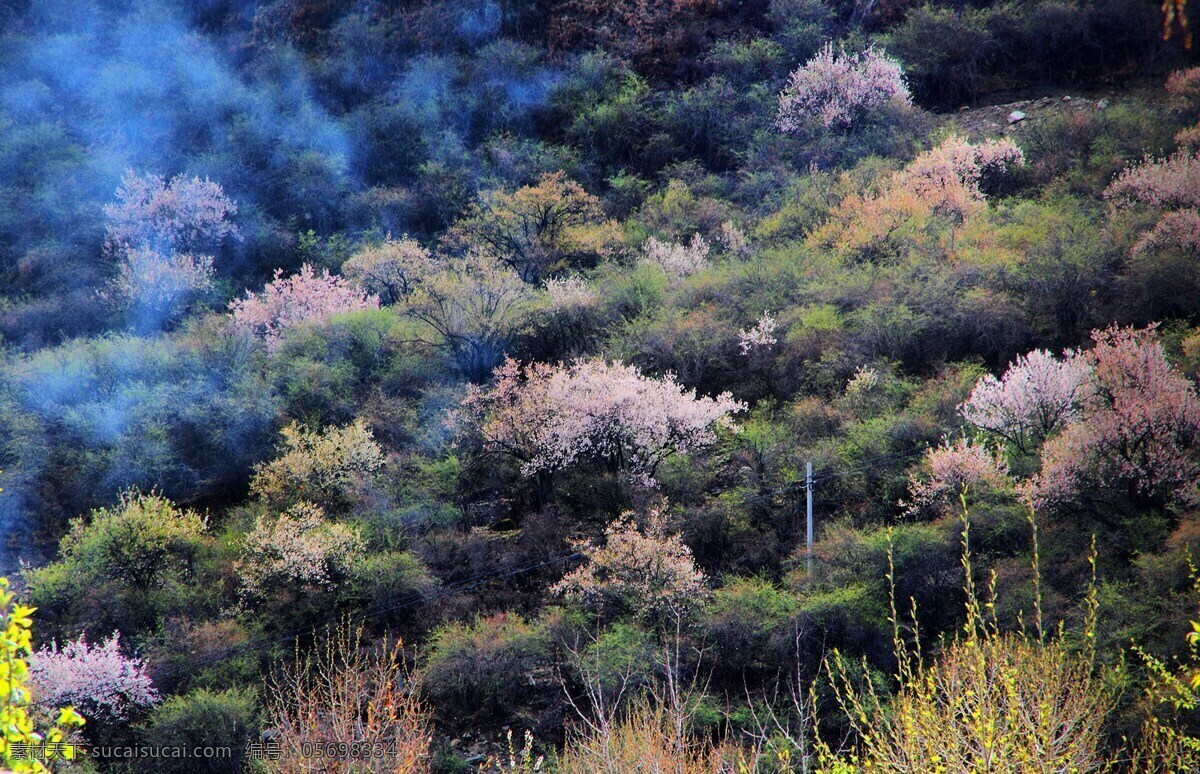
2, 0, 1200, 771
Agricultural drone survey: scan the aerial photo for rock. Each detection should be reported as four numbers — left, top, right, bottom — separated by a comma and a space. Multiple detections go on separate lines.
1007, 110, 1026, 123
1096, 99, 1109, 110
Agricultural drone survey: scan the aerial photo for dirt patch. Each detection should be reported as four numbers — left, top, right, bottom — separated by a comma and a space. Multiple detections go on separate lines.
939, 79, 1165, 138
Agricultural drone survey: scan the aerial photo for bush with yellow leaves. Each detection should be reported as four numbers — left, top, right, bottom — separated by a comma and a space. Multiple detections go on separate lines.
1, 577, 85, 773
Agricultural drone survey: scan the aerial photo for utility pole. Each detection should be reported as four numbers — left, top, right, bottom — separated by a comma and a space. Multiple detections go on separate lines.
806, 461, 814, 577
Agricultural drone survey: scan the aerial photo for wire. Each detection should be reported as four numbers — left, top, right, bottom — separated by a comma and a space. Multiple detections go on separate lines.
26, 446, 935, 691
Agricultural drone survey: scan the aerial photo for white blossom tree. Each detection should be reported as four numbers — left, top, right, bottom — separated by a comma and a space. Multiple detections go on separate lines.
960, 348, 1092, 452
640, 234, 710, 278
553, 505, 709, 627
462, 357, 745, 486
237, 502, 365, 601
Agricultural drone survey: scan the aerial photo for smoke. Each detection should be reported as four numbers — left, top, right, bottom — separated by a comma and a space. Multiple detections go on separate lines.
0, 0, 355, 342
0, 0, 567, 568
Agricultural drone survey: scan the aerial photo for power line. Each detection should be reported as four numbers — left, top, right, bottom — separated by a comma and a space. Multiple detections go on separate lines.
26, 445, 935, 690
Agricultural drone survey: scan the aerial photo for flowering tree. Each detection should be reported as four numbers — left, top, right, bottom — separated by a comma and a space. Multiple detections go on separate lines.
901, 437, 1012, 518
449, 172, 617, 283
1105, 149, 1200, 210
237, 502, 365, 601
250, 419, 385, 510
28, 633, 159, 722
102, 171, 235, 329
1167, 67, 1200, 115
104, 247, 215, 327
776, 43, 911, 132
1132, 208, 1200, 257
738, 312, 779, 356
553, 506, 709, 627
462, 357, 745, 486
542, 275, 599, 312
229, 264, 378, 351
717, 221, 751, 258
103, 169, 238, 255
901, 136, 1026, 221
403, 250, 535, 381
960, 349, 1092, 452
812, 136, 1024, 258
1106, 148, 1200, 286
342, 236, 435, 305
640, 234, 710, 278
1026, 325, 1200, 512
1, 577, 86, 773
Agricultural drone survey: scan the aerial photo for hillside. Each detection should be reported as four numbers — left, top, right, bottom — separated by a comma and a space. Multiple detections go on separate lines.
1, 0, 1200, 771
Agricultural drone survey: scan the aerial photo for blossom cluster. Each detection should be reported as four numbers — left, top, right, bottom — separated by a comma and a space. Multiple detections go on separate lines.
960, 348, 1091, 451
1132, 208, 1200, 256
229, 264, 379, 350
552, 505, 708, 625
717, 221, 751, 257
776, 43, 910, 131
237, 501, 365, 599
102, 170, 236, 325
463, 357, 744, 485
640, 234, 710, 277
1166, 66, 1200, 113
901, 136, 1026, 222
813, 136, 1025, 256
28, 633, 159, 721
542, 275, 599, 311
1105, 149, 1200, 210
104, 247, 215, 321
1028, 325, 1200, 511
103, 169, 238, 255
343, 236, 435, 304
738, 312, 779, 355
902, 437, 1011, 517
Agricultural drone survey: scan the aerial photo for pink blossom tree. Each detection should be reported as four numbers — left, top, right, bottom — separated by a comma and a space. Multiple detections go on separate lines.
104, 247, 215, 327
29, 633, 159, 722
901, 437, 1012, 518
1166, 67, 1200, 115
229, 264, 379, 351
462, 357, 745, 486
1025, 325, 1200, 512
102, 171, 235, 328
553, 505, 708, 627
960, 348, 1092, 452
1105, 150, 1200, 211
103, 169, 238, 255
776, 43, 911, 132
901, 136, 1026, 222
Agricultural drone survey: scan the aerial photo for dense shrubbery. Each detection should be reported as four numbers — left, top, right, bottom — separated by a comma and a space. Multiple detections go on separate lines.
1, 0, 1199, 769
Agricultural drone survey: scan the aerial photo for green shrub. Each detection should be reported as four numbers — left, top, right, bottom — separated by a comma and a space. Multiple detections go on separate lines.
142, 688, 259, 774
703, 578, 800, 678
24, 491, 220, 639
421, 614, 552, 725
